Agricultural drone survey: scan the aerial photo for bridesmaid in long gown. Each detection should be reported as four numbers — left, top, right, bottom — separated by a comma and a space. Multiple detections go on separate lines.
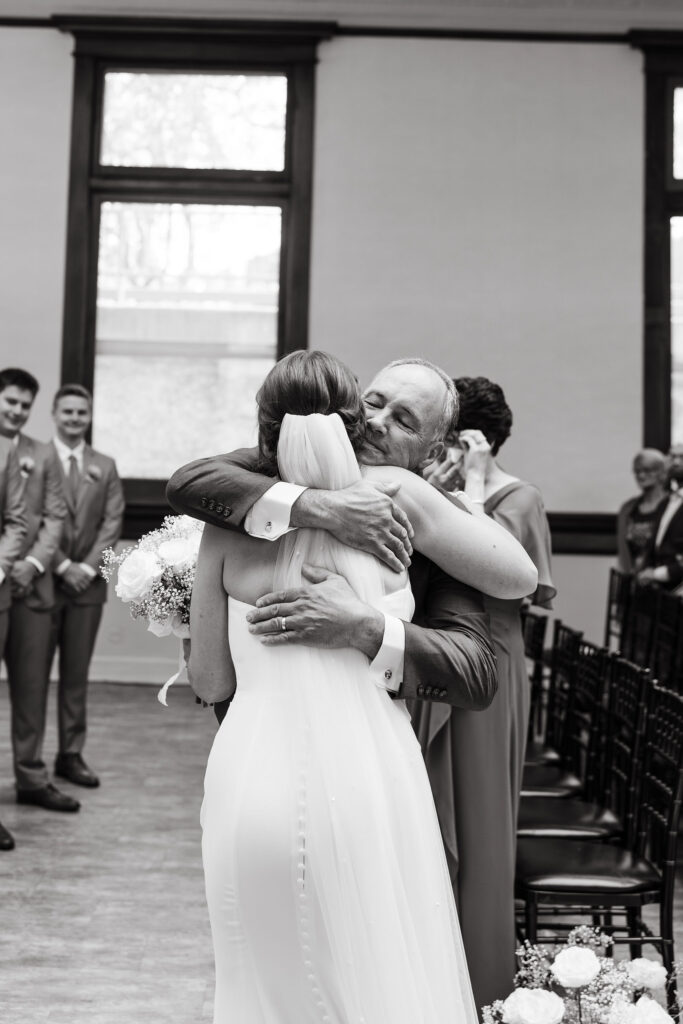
413, 376, 555, 1013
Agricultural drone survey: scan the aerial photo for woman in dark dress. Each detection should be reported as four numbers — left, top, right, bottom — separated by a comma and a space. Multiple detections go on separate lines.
414, 376, 555, 1012
616, 448, 668, 575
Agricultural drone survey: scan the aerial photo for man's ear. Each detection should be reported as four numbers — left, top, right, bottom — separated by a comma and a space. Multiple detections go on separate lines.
417, 440, 444, 473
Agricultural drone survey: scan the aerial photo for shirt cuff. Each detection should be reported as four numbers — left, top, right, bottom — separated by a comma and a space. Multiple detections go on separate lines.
79, 563, 97, 578
0, 568, 5, 586
55, 559, 72, 575
244, 482, 307, 540
25, 555, 44, 575
369, 614, 405, 694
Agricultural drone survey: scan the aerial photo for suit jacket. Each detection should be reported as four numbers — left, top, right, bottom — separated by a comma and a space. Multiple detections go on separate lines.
0, 438, 28, 613
167, 448, 498, 709
15, 434, 66, 611
52, 443, 125, 606
648, 492, 683, 589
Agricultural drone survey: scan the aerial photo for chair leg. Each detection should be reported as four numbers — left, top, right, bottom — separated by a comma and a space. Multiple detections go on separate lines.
525, 900, 538, 944
660, 902, 678, 1017
626, 908, 641, 961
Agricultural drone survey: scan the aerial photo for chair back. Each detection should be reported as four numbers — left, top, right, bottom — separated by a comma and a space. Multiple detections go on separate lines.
545, 620, 583, 755
604, 568, 633, 652
601, 657, 651, 846
522, 609, 549, 741
651, 592, 683, 692
635, 686, 683, 903
563, 641, 611, 801
622, 582, 660, 668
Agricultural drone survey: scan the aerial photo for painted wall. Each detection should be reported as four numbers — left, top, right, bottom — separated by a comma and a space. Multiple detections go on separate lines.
0, 27, 643, 680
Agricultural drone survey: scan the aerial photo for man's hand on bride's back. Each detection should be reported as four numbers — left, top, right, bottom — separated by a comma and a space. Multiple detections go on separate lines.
290, 480, 414, 572
246, 564, 385, 660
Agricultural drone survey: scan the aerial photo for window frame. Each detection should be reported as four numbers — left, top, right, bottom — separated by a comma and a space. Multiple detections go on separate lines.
57, 17, 334, 534
631, 31, 683, 452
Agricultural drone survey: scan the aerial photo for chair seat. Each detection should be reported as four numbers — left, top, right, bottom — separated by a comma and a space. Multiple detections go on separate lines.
521, 764, 582, 798
516, 837, 662, 895
524, 742, 561, 768
517, 798, 622, 840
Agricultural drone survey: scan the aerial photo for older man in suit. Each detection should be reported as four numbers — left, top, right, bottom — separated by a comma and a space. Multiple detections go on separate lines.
0, 368, 73, 813
0, 435, 28, 849
49, 384, 124, 789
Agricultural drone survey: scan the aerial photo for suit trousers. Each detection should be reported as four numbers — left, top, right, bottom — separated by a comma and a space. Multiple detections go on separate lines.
0, 609, 8, 664
49, 598, 103, 754
6, 600, 53, 790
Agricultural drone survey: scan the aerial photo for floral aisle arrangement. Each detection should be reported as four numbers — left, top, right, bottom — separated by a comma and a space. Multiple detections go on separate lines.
483, 928, 677, 1024
102, 515, 203, 703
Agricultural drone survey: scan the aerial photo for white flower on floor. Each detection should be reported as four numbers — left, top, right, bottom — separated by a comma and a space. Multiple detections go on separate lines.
115, 549, 163, 602
502, 988, 565, 1024
610, 995, 675, 1024
626, 961, 668, 991
551, 947, 601, 988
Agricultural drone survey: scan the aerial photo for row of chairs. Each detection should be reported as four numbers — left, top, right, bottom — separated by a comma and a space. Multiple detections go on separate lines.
605, 568, 683, 688
517, 613, 683, 1012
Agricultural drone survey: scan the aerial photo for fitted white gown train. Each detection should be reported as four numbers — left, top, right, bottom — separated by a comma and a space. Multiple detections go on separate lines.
200, 413, 478, 1024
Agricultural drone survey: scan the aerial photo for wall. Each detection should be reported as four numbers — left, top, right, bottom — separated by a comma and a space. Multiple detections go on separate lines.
0, 26, 643, 680
310, 37, 643, 512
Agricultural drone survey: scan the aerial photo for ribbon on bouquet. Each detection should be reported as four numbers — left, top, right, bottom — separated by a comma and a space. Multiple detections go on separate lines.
157, 642, 189, 707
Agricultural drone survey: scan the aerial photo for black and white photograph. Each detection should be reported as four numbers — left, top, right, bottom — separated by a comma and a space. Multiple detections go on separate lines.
2, 1, 683, 1022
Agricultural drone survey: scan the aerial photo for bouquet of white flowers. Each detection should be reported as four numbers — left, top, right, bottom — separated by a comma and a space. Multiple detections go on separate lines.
483, 928, 676, 1024
102, 514, 203, 640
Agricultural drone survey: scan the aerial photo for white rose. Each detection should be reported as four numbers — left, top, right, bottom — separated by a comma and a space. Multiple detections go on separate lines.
630, 996, 675, 1024
115, 549, 163, 602
158, 535, 200, 572
551, 947, 601, 989
502, 988, 565, 1024
148, 616, 174, 638
627, 961, 668, 991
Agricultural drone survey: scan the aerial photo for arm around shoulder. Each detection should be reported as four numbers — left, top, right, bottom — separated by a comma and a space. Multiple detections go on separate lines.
166, 448, 275, 531
366, 466, 538, 599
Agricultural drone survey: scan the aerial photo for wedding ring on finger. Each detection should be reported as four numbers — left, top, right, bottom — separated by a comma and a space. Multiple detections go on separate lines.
281, 616, 288, 632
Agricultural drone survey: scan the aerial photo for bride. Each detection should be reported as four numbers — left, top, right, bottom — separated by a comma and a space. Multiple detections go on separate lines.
190, 351, 532, 1023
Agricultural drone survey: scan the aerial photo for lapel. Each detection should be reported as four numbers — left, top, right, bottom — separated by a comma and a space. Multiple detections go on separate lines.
655, 492, 683, 551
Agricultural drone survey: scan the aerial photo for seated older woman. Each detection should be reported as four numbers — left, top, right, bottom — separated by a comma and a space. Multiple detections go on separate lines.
617, 448, 668, 576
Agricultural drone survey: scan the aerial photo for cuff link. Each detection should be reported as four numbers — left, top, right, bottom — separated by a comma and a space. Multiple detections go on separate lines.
384, 669, 393, 681
265, 521, 272, 533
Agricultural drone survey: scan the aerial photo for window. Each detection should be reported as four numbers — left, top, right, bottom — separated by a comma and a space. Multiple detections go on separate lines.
58, 18, 332, 531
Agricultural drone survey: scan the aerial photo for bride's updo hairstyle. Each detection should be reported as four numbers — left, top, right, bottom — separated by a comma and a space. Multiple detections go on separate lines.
256, 350, 366, 473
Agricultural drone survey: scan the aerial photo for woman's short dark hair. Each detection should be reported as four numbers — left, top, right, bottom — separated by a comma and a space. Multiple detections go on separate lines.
256, 350, 366, 473
0, 367, 39, 398
453, 376, 513, 455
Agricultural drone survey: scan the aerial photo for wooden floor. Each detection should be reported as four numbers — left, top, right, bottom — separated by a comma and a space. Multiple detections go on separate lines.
0, 682, 216, 1024
2, 682, 683, 1023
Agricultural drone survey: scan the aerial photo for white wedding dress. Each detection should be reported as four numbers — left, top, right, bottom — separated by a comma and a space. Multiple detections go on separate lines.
200, 413, 478, 1024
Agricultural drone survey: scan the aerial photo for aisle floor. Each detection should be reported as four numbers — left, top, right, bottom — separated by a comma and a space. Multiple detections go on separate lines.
1, 681, 216, 1024
2, 681, 683, 1023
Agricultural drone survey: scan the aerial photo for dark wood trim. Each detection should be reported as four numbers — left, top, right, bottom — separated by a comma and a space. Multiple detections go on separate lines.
337, 26, 627, 44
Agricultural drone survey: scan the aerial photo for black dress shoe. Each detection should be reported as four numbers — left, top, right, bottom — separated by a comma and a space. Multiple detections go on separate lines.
0, 821, 15, 850
17, 783, 80, 812
55, 752, 100, 789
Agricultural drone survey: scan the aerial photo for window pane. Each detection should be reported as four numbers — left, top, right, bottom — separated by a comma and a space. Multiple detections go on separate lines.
675, 88, 683, 180
100, 72, 287, 171
93, 202, 281, 477
672, 218, 683, 442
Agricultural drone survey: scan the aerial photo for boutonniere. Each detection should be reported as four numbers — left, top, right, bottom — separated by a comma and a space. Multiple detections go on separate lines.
85, 464, 102, 483
19, 456, 35, 479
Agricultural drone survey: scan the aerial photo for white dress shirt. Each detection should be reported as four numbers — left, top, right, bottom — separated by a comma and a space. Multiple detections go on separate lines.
52, 436, 95, 579
245, 483, 405, 693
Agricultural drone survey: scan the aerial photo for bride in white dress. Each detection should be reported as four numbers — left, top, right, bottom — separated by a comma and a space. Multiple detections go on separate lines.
190, 353, 534, 1023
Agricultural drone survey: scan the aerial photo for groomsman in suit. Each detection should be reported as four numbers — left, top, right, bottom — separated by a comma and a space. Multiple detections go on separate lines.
0, 435, 28, 849
49, 384, 124, 788
0, 368, 74, 812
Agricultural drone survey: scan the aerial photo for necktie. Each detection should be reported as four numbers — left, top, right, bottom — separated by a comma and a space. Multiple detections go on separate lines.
68, 453, 80, 502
